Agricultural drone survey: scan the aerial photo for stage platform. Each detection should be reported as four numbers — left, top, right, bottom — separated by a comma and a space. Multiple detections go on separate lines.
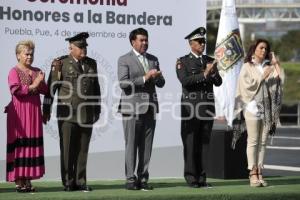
0, 176, 299, 200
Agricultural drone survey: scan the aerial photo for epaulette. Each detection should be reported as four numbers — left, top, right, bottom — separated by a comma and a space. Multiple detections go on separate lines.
51, 55, 67, 72
85, 56, 96, 63
55, 55, 68, 61
176, 56, 187, 70
187, 53, 195, 59
178, 55, 189, 61
183, 55, 190, 59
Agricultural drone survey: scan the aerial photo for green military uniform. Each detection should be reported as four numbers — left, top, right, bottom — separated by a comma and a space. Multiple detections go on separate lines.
43, 32, 101, 191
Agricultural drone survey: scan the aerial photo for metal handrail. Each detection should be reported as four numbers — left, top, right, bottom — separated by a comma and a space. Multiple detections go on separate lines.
208, 0, 300, 7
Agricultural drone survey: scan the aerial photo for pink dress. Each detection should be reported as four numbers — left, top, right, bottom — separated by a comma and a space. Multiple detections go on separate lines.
6, 66, 48, 182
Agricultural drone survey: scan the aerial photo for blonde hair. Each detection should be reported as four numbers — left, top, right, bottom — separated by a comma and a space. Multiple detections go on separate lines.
15, 40, 35, 55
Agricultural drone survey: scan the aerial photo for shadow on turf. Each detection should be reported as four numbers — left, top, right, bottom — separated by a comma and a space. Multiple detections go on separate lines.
0, 184, 125, 193
1, 176, 299, 193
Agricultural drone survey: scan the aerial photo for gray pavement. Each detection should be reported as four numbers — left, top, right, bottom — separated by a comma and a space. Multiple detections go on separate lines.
264, 127, 300, 177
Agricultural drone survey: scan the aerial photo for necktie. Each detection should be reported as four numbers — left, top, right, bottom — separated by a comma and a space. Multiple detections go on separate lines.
140, 55, 148, 73
198, 56, 203, 65
80, 60, 85, 72
76, 60, 84, 72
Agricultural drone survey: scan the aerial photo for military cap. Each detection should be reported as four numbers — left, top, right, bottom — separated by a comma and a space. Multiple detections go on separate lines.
185, 27, 206, 41
65, 32, 89, 48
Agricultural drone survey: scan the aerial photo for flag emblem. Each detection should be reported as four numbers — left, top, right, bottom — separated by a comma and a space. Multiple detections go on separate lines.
215, 29, 243, 71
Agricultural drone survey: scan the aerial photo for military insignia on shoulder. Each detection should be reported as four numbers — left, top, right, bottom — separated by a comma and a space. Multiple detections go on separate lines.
57, 55, 68, 61
51, 59, 63, 72
176, 58, 183, 69
51, 55, 67, 72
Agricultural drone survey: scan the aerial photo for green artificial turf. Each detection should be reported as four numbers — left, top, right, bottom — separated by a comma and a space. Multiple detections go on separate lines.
0, 177, 299, 200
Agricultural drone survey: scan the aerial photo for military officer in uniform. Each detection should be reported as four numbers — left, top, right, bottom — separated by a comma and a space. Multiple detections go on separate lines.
43, 32, 101, 192
176, 27, 222, 188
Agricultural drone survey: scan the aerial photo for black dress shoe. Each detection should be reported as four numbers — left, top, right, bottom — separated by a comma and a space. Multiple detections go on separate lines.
64, 185, 75, 192
199, 182, 212, 188
140, 182, 153, 191
188, 182, 200, 188
125, 182, 139, 190
77, 185, 92, 192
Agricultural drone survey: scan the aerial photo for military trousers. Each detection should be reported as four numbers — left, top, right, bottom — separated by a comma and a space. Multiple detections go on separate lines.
181, 104, 213, 185
58, 120, 92, 187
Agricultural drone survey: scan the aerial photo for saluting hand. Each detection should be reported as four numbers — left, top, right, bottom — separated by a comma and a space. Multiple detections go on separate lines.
270, 52, 281, 78
270, 52, 278, 65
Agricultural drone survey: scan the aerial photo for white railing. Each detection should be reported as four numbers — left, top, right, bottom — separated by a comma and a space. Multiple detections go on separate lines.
208, 0, 300, 7
207, 0, 300, 23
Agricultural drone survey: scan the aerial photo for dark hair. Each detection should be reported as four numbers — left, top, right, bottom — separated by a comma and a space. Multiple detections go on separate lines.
244, 38, 271, 64
129, 28, 148, 46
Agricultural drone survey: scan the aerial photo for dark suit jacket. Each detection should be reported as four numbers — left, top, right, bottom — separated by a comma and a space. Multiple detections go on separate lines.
118, 50, 165, 115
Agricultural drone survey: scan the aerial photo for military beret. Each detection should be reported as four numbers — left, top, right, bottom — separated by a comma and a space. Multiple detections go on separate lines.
65, 32, 89, 48
185, 27, 206, 41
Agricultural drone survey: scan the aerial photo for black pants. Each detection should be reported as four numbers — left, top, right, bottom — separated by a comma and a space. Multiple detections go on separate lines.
181, 115, 213, 185
58, 121, 92, 187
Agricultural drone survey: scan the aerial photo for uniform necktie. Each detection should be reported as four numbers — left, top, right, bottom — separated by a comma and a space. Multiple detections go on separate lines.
198, 56, 203, 65
75, 61, 81, 72
80, 60, 85, 72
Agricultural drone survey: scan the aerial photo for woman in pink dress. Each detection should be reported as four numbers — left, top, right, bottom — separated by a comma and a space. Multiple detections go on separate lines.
5, 40, 48, 192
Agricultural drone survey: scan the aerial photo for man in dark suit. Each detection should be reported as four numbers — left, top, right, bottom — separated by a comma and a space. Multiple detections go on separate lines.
118, 28, 165, 190
176, 27, 222, 188
43, 32, 101, 192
